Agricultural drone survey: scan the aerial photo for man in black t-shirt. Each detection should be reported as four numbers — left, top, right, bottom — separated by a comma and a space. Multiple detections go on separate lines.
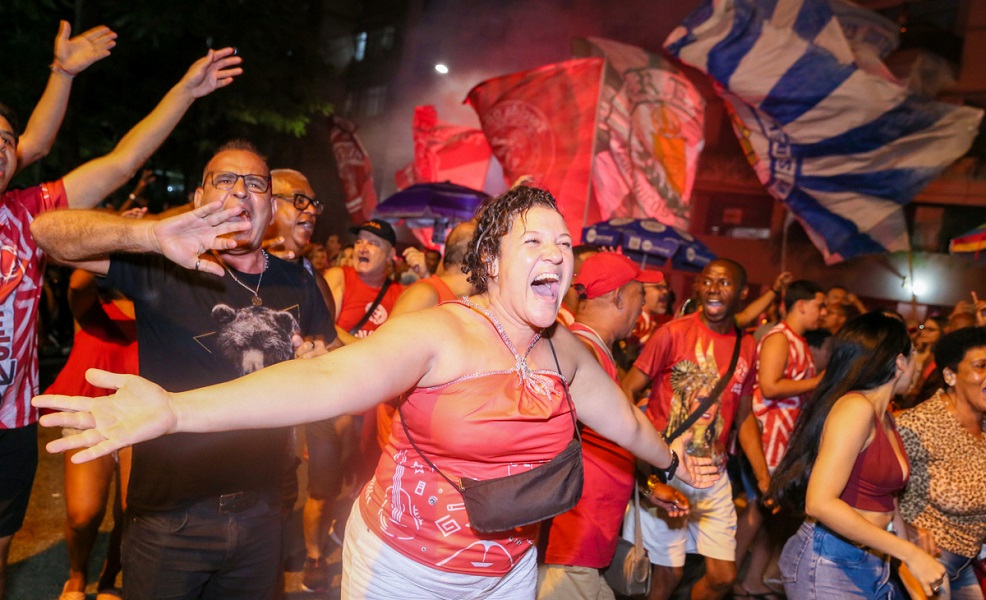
32, 140, 335, 599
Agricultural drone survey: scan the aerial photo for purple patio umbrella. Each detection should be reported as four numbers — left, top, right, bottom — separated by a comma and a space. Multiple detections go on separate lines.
374, 182, 489, 243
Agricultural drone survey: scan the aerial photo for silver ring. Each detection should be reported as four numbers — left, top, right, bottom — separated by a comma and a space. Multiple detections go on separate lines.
932, 584, 942, 594
194, 258, 201, 271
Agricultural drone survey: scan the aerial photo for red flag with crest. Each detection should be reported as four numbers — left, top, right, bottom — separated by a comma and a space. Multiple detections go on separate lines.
465, 58, 604, 238
576, 37, 705, 229
413, 106, 492, 190
329, 117, 377, 224
394, 106, 493, 192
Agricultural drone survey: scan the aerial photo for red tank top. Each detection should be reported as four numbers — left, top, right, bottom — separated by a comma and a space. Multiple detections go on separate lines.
336, 266, 403, 337
420, 275, 457, 303
359, 300, 574, 575
839, 413, 910, 512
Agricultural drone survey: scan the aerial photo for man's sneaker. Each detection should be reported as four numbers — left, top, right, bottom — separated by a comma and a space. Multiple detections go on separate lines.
58, 582, 86, 600
300, 557, 328, 593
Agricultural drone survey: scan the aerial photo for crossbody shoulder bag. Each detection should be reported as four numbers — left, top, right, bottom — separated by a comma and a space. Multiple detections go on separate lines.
398, 338, 584, 533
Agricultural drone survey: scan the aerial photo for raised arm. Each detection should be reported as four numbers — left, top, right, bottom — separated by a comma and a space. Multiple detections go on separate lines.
62, 47, 242, 208
735, 271, 791, 329
31, 200, 248, 275
34, 306, 446, 462
16, 21, 117, 171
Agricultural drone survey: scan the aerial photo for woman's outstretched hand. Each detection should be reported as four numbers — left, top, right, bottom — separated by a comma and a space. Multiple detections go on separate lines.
33, 369, 178, 463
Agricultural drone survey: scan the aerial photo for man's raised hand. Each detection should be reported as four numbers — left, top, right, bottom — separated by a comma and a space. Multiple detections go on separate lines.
151, 200, 250, 275
180, 47, 243, 98
53, 20, 117, 75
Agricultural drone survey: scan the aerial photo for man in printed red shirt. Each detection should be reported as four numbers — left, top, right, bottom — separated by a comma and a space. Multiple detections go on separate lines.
0, 41, 240, 597
621, 259, 766, 600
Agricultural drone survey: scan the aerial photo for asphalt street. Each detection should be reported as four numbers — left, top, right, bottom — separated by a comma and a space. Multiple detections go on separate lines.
8, 424, 342, 600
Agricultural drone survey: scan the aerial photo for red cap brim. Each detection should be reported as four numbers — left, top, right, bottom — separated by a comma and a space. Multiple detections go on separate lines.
635, 270, 665, 285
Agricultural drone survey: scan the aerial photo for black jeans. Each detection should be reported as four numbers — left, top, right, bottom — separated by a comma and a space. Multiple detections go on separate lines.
122, 493, 281, 600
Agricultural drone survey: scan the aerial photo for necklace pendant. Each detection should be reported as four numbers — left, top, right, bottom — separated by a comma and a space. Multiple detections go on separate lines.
251, 296, 263, 307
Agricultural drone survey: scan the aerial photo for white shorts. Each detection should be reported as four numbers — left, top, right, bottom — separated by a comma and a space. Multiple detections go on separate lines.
536, 564, 616, 600
623, 474, 736, 567
341, 502, 537, 599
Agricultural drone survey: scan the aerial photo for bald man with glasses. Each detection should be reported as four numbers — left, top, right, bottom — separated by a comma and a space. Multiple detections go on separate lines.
32, 140, 335, 599
264, 168, 336, 319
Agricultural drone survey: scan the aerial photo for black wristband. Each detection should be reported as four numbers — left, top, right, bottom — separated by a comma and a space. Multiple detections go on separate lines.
665, 449, 679, 481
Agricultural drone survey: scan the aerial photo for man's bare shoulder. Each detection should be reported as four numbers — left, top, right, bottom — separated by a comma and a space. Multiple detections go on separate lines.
324, 266, 345, 281
323, 266, 345, 291
392, 279, 441, 317
760, 328, 791, 353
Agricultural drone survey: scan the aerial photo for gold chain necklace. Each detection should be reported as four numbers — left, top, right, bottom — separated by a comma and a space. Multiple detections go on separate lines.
216, 250, 268, 306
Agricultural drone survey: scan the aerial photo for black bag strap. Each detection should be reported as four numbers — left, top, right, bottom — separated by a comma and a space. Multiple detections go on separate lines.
398, 336, 578, 490
547, 337, 581, 440
664, 327, 743, 443
348, 277, 393, 335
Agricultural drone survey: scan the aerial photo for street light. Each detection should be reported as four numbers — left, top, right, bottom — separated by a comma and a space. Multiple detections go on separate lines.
910, 279, 928, 296
435, 63, 449, 74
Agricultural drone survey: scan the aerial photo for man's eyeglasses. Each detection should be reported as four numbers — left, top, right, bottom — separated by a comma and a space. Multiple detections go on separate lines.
204, 171, 271, 193
274, 193, 324, 215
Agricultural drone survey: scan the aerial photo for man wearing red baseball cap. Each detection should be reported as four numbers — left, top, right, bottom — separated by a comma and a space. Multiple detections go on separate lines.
572, 251, 666, 301
539, 253, 687, 599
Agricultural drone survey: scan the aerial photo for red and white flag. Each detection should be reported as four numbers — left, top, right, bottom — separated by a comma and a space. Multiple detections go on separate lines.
466, 58, 604, 238
405, 105, 492, 190
329, 117, 377, 224
577, 37, 705, 229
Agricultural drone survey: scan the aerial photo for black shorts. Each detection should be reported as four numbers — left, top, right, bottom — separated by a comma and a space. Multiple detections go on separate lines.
0, 423, 38, 537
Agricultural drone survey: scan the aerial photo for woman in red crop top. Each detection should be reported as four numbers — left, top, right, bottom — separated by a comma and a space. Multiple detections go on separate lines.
35, 186, 721, 599
767, 313, 946, 599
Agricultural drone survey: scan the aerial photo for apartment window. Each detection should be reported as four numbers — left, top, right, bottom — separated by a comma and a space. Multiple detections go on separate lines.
354, 31, 367, 62
370, 26, 396, 54
363, 85, 388, 117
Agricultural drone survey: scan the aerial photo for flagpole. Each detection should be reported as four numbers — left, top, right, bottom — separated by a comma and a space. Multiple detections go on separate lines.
780, 210, 793, 274
907, 247, 918, 309
581, 57, 608, 239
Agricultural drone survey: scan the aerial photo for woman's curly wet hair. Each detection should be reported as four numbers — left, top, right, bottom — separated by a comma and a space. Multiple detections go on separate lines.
463, 186, 560, 293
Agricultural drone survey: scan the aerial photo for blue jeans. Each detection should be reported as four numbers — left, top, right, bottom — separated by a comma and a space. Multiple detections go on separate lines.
940, 549, 984, 600
122, 493, 281, 600
780, 520, 897, 599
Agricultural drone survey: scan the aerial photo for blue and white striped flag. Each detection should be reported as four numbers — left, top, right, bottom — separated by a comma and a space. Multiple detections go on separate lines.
665, 0, 983, 264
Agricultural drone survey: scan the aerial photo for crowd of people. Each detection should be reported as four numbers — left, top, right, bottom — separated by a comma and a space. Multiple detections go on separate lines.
4, 19, 986, 600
